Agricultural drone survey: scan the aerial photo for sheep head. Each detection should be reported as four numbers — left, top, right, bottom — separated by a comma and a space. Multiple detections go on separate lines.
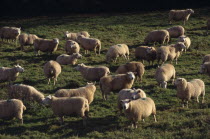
120, 99, 131, 110
14, 64, 24, 73
42, 95, 52, 105
126, 72, 135, 81
131, 89, 145, 100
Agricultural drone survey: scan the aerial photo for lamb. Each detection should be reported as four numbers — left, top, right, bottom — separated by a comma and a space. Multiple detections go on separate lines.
100, 72, 135, 100
207, 19, 210, 34
157, 42, 186, 65
34, 38, 59, 55
199, 62, 210, 76
42, 95, 89, 125
0, 99, 26, 124
77, 35, 101, 55
65, 31, 90, 41
166, 26, 185, 38
169, 9, 194, 25
177, 35, 191, 52
65, 40, 80, 55
0, 26, 21, 45
175, 78, 205, 108
106, 44, 129, 63
55, 82, 96, 104
56, 53, 82, 65
155, 63, 176, 88
75, 63, 110, 81
0, 64, 24, 84
202, 54, 210, 64
115, 62, 145, 82
144, 30, 170, 45
120, 97, 157, 128
135, 46, 157, 65
19, 33, 39, 50
43, 60, 61, 85
8, 84, 45, 103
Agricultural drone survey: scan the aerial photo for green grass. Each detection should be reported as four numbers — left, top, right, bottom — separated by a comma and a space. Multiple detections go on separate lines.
0, 8, 210, 138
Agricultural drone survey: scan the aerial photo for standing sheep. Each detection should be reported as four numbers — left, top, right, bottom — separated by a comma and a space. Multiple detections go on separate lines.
0, 99, 26, 124
169, 9, 194, 25
75, 63, 110, 81
175, 78, 205, 108
100, 72, 135, 100
115, 62, 145, 82
199, 62, 210, 76
56, 53, 82, 65
65, 40, 80, 55
0, 26, 21, 45
55, 82, 96, 104
106, 44, 129, 63
43, 60, 61, 85
202, 54, 210, 64
65, 31, 90, 41
167, 26, 185, 38
120, 97, 157, 128
155, 64, 176, 88
177, 35, 191, 52
19, 33, 39, 50
144, 30, 170, 45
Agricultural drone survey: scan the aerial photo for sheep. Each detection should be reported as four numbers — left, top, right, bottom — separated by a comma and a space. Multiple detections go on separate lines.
0, 99, 26, 124
100, 72, 135, 100
115, 62, 145, 82
8, 84, 45, 103
169, 9, 194, 25
75, 63, 110, 81
135, 46, 157, 65
144, 30, 170, 45
175, 78, 205, 108
155, 63, 176, 88
177, 35, 191, 52
56, 53, 82, 65
0, 64, 24, 84
65, 31, 90, 41
77, 35, 101, 55
0, 26, 21, 45
106, 44, 129, 63
120, 97, 157, 128
207, 19, 210, 34
65, 40, 80, 55
202, 54, 210, 64
34, 38, 59, 55
157, 42, 186, 65
42, 95, 89, 125
166, 26, 185, 38
19, 33, 38, 51
55, 82, 96, 104
199, 62, 210, 76
43, 60, 61, 85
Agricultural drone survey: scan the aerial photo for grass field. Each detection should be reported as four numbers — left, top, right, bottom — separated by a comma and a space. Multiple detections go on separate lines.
0, 7, 210, 139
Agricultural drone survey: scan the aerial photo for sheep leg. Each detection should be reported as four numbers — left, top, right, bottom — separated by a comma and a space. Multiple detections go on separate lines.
183, 20, 186, 25
53, 78, 57, 85
123, 54, 127, 60
196, 97, 199, 103
182, 100, 185, 108
134, 122, 138, 129
154, 115, 157, 122
48, 78, 51, 84
175, 58, 178, 65
186, 101, 189, 108
142, 119, 145, 122
82, 116, 87, 127
19, 119, 23, 124
59, 116, 64, 124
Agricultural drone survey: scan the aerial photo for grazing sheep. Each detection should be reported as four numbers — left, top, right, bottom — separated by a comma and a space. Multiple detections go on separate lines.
43, 60, 61, 85
169, 9, 194, 25
157, 42, 186, 65
65, 40, 80, 55
207, 19, 210, 34
155, 64, 176, 88
144, 30, 170, 45
135, 46, 157, 65
34, 38, 59, 55
116, 62, 145, 82
65, 31, 90, 41
42, 95, 89, 125
0, 26, 21, 45
200, 62, 210, 76
75, 63, 110, 81
100, 72, 135, 100
177, 35, 191, 52
175, 78, 205, 108
55, 82, 96, 104
0, 99, 26, 124
167, 26, 185, 38
8, 84, 45, 103
19, 33, 39, 50
202, 54, 210, 64
77, 35, 101, 55
0, 64, 24, 84
106, 44, 129, 63
120, 97, 157, 128
56, 53, 82, 65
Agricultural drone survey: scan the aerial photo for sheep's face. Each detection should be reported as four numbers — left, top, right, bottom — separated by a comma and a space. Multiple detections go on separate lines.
175, 78, 185, 86
127, 72, 135, 80
176, 42, 186, 52
42, 95, 52, 105
75, 63, 85, 71
53, 38, 59, 44
161, 81, 167, 88
199, 64, 206, 73
178, 36, 186, 42
146, 47, 154, 54
15, 64, 24, 72
74, 53, 82, 59
187, 9, 194, 14
14, 29, 21, 36
131, 89, 145, 100
120, 99, 131, 110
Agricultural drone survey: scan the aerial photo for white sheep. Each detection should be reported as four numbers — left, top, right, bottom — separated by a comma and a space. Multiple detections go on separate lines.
75, 63, 110, 81
106, 44, 129, 63
42, 95, 89, 125
177, 35, 191, 52
167, 26, 185, 38
0, 99, 26, 124
200, 62, 210, 76
56, 53, 82, 65
34, 38, 59, 55
65, 31, 90, 41
100, 72, 135, 100
120, 97, 157, 128
0, 26, 21, 45
144, 30, 170, 45
65, 40, 80, 55
55, 82, 96, 104
169, 9, 194, 25
43, 60, 61, 85
175, 78, 205, 108
19, 33, 38, 51
155, 63, 176, 88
